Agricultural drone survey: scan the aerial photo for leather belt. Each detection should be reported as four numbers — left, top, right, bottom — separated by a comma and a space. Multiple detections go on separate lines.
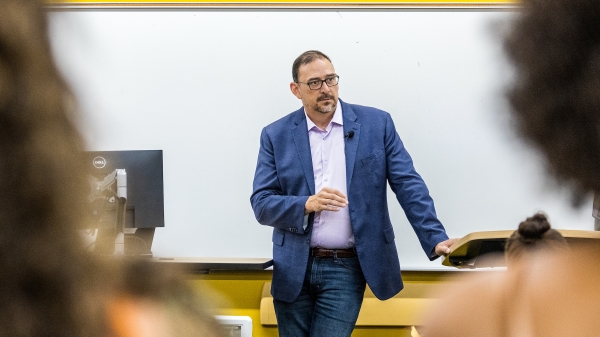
311, 247, 357, 258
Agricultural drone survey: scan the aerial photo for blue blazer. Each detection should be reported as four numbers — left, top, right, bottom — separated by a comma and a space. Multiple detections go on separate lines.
251, 99, 448, 302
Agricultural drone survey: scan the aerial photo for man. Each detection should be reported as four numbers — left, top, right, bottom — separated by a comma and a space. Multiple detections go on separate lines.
250, 50, 455, 336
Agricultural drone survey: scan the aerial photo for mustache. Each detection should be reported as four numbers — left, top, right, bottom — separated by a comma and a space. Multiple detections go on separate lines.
317, 94, 335, 101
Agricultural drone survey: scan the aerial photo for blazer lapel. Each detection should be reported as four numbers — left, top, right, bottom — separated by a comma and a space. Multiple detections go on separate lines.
292, 109, 315, 195
341, 100, 361, 192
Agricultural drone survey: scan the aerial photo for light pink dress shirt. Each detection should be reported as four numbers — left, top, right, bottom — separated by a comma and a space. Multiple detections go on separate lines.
305, 102, 355, 249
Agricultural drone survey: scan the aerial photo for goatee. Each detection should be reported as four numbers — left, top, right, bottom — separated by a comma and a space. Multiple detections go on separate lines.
316, 103, 336, 114
315, 94, 336, 114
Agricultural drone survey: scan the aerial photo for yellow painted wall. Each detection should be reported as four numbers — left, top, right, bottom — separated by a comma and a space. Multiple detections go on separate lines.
188, 269, 485, 337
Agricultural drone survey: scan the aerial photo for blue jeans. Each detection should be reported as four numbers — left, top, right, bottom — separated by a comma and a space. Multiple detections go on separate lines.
273, 255, 366, 337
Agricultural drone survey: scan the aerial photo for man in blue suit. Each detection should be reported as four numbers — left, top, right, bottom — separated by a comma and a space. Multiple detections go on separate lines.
251, 50, 455, 337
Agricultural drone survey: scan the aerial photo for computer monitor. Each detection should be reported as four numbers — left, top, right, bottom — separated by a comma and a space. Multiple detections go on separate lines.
82, 150, 164, 256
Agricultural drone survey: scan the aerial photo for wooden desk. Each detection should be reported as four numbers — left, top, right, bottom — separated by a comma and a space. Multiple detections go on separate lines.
152, 257, 273, 274
442, 229, 600, 269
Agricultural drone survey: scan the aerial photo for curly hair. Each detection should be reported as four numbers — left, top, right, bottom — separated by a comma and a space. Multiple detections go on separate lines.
0, 1, 113, 335
505, 213, 568, 263
504, 0, 600, 197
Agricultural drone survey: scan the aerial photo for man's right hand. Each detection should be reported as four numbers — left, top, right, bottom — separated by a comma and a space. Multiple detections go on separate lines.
304, 187, 348, 215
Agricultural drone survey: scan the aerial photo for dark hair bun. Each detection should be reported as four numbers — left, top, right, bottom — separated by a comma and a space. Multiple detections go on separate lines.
518, 213, 551, 240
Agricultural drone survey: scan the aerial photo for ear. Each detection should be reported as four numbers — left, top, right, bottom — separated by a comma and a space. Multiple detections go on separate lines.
290, 82, 302, 99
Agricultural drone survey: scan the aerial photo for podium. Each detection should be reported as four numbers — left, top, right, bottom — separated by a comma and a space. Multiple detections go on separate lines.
442, 229, 600, 269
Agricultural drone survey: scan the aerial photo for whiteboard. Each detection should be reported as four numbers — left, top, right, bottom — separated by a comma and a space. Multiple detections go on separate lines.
47, 8, 594, 270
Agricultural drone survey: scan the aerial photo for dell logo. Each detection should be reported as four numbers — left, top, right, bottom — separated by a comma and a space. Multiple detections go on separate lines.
93, 156, 106, 169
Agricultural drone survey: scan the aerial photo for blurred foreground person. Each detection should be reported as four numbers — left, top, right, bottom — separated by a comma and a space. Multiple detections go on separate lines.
108, 259, 225, 337
0, 0, 113, 335
504, 0, 600, 197
0, 1, 224, 336
423, 0, 600, 335
422, 245, 600, 336
422, 213, 574, 336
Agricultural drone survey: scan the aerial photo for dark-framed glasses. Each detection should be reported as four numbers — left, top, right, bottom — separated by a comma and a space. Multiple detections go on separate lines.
297, 75, 339, 90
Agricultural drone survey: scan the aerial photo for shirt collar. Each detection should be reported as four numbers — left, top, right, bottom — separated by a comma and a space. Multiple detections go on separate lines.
305, 100, 343, 131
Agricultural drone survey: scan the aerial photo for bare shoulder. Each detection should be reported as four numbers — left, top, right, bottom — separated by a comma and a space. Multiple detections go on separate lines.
420, 271, 508, 337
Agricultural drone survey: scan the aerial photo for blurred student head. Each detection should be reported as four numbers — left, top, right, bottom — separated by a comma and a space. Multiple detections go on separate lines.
0, 0, 114, 336
421, 213, 569, 336
0, 2, 227, 337
504, 212, 568, 265
108, 259, 225, 337
504, 0, 600, 198
422, 246, 600, 337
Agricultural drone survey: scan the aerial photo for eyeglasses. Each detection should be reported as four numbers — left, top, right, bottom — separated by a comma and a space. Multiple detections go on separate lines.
296, 75, 339, 90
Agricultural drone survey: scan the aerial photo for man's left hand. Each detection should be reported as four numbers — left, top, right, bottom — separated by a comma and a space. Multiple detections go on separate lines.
435, 238, 458, 256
